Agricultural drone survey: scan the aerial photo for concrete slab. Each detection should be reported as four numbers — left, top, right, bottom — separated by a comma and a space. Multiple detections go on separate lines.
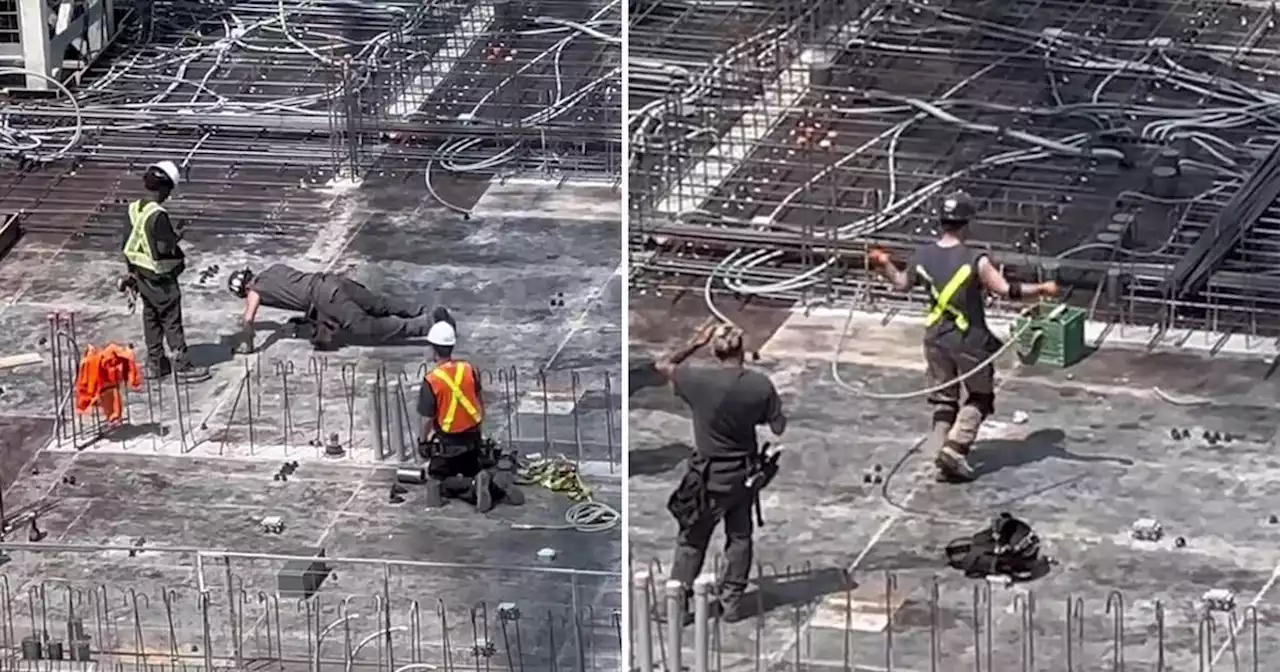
0, 177, 622, 672
629, 304, 1280, 672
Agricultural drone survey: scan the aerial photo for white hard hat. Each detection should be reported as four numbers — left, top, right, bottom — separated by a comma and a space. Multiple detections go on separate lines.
426, 321, 457, 347
148, 160, 181, 187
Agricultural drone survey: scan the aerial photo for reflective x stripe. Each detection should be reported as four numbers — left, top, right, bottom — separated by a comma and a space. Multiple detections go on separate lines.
916, 264, 972, 331
430, 363, 480, 432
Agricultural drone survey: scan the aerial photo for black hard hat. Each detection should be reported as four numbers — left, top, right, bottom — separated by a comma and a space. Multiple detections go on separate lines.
940, 190, 977, 224
227, 268, 254, 298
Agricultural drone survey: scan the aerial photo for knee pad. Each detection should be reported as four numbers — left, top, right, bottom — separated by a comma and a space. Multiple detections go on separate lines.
967, 393, 995, 418
931, 407, 958, 427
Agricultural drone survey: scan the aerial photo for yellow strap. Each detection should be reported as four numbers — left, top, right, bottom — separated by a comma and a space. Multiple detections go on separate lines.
430, 363, 480, 432
917, 263, 972, 331
124, 201, 167, 267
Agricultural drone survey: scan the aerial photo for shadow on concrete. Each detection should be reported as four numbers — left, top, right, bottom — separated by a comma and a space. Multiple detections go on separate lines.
188, 341, 234, 368
630, 442, 692, 477
971, 428, 1134, 478
744, 566, 850, 620
629, 359, 664, 396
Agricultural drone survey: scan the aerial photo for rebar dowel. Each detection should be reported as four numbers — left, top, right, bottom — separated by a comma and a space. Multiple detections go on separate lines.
341, 362, 358, 455
665, 580, 683, 672
392, 376, 407, 461
310, 356, 327, 447
372, 367, 386, 461
396, 372, 417, 462
633, 572, 654, 672
570, 371, 583, 465
277, 361, 295, 454
245, 358, 257, 455
692, 576, 713, 672
539, 369, 551, 451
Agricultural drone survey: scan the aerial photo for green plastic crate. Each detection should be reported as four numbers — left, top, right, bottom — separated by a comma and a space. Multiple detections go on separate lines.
1012, 303, 1088, 368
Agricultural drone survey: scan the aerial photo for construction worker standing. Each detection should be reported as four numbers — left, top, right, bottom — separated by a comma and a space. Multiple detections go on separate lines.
656, 321, 786, 624
416, 321, 521, 512
868, 190, 1057, 482
120, 161, 209, 382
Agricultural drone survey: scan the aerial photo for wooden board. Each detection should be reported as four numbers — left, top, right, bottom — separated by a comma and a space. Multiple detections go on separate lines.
0, 353, 43, 371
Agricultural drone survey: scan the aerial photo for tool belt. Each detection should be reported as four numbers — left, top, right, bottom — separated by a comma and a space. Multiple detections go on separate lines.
944, 513, 1043, 580
666, 459, 710, 529
666, 444, 781, 529
418, 433, 497, 463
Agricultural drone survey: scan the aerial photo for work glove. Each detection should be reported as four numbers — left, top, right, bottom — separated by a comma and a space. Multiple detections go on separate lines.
116, 275, 138, 313
233, 324, 256, 355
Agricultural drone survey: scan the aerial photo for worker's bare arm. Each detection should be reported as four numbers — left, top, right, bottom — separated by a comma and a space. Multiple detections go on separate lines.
242, 290, 262, 325
976, 257, 1059, 300
868, 248, 914, 291
763, 382, 787, 436
653, 319, 717, 380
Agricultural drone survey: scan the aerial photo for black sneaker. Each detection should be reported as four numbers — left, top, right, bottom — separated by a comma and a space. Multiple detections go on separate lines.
424, 479, 445, 508
148, 358, 172, 379
475, 470, 494, 513
174, 364, 212, 384
935, 445, 976, 482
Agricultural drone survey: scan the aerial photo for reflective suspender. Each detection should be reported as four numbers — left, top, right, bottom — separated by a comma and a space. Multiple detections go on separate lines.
123, 201, 179, 274
916, 263, 973, 331
429, 362, 482, 432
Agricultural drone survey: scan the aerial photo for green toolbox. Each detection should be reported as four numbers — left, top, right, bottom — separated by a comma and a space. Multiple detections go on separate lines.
1012, 302, 1088, 368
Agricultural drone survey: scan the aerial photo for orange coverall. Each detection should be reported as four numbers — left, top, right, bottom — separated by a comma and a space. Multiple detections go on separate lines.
74, 344, 143, 424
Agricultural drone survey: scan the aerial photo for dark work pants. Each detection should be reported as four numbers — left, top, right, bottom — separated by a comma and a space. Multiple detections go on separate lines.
314, 278, 435, 344
924, 337, 996, 450
136, 275, 190, 369
427, 444, 502, 503
670, 487, 754, 604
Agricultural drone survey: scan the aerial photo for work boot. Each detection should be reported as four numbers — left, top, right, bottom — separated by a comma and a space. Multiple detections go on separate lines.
424, 479, 445, 508
147, 357, 172, 379
173, 360, 211, 384
491, 467, 525, 506
720, 592, 748, 623
475, 470, 494, 513
935, 443, 975, 483
431, 306, 454, 328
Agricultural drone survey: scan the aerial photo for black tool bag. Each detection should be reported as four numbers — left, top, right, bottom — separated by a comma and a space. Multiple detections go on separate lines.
945, 513, 1043, 580
666, 459, 710, 529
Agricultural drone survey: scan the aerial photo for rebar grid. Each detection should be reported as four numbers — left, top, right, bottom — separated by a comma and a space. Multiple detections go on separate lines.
0, 0, 621, 239
44, 313, 621, 468
630, 563, 1270, 672
0, 556, 622, 672
630, 0, 1280, 335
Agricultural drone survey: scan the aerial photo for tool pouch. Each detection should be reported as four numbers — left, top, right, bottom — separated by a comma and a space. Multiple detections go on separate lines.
666, 460, 709, 529
945, 513, 1042, 579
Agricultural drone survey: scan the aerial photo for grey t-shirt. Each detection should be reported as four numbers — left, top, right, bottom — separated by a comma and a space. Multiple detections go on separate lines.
252, 264, 320, 312
907, 243, 991, 347
672, 364, 783, 484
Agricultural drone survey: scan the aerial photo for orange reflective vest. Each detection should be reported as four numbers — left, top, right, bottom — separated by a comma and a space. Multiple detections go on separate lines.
75, 343, 143, 424
425, 360, 482, 434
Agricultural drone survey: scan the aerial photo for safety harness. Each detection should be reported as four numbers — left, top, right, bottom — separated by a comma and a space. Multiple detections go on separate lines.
916, 264, 972, 331
944, 513, 1044, 580
521, 456, 594, 501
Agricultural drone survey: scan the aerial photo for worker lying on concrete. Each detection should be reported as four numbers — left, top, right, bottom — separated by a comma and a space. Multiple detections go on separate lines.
225, 265, 452, 353
868, 190, 1058, 483
120, 160, 211, 382
416, 321, 523, 513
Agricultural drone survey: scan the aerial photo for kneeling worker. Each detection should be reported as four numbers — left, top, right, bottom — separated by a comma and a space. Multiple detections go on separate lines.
417, 321, 521, 512
121, 160, 209, 381
226, 265, 451, 353
868, 190, 1058, 482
